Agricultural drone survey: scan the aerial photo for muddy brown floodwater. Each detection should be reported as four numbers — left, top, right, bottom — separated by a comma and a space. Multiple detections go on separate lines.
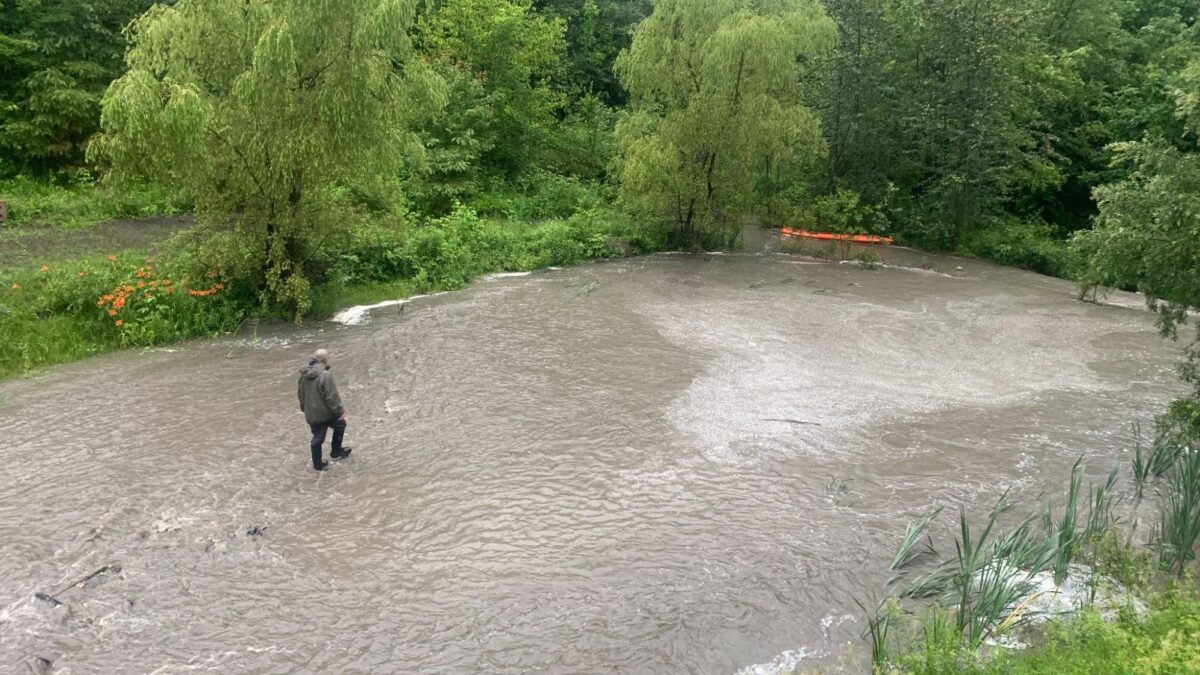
0, 244, 1187, 674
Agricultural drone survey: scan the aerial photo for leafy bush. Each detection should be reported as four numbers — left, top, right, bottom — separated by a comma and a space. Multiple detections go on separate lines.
959, 219, 1080, 279
473, 171, 608, 221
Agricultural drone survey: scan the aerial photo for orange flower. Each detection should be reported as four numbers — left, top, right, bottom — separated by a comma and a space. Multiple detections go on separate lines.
78, 271, 87, 277
162, 279, 172, 286
149, 281, 158, 288
10, 283, 18, 290
106, 255, 116, 262
113, 297, 126, 310
215, 283, 224, 290
137, 281, 145, 288
108, 309, 117, 317
114, 320, 123, 327
39, 264, 48, 272
166, 287, 174, 295
97, 300, 105, 307
144, 293, 152, 300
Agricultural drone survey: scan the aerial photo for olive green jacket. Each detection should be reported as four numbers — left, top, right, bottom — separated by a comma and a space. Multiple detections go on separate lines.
298, 359, 344, 425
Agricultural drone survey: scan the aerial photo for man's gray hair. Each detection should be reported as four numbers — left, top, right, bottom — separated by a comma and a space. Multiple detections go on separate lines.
314, 349, 329, 362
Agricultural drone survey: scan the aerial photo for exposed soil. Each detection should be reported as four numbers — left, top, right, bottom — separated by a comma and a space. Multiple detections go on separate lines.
0, 215, 194, 270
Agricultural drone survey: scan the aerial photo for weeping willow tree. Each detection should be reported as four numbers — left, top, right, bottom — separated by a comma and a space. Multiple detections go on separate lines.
89, 0, 445, 316
612, 0, 835, 246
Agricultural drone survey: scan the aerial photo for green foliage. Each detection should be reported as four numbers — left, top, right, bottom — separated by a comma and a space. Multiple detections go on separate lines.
472, 171, 608, 221
0, 0, 154, 174
417, 0, 565, 178
1074, 135, 1200, 444
882, 590, 1200, 675
0, 175, 185, 229
0, 253, 249, 376
534, 0, 653, 105
91, 0, 447, 318
958, 219, 1079, 278
1158, 449, 1200, 574
872, 451, 1200, 674
613, 0, 835, 246
333, 204, 648, 290
985, 591, 1200, 674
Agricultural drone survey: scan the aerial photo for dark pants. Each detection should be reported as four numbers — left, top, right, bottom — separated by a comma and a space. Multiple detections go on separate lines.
310, 417, 346, 467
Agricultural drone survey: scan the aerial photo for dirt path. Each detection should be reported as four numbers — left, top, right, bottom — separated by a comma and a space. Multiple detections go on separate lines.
0, 215, 194, 270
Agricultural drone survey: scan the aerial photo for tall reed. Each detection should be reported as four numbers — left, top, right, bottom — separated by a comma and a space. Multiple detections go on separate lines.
1052, 457, 1085, 585
1157, 448, 1200, 574
891, 506, 944, 571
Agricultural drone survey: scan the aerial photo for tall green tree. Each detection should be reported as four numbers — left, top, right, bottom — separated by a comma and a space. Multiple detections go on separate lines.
534, 0, 653, 105
91, 0, 445, 315
613, 0, 835, 245
0, 0, 153, 174
417, 0, 565, 177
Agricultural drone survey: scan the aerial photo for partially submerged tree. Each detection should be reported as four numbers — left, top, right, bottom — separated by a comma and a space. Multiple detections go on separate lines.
1075, 57, 1200, 443
90, 0, 445, 316
613, 0, 835, 246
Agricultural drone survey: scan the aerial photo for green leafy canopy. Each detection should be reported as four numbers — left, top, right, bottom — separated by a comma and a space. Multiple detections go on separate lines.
613, 0, 836, 246
90, 0, 447, 316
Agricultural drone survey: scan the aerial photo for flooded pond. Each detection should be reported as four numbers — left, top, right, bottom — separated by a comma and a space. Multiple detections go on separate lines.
0, 245, 1185, 673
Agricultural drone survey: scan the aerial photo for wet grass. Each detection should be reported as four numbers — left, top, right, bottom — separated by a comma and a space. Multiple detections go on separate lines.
0, 177, 186, 230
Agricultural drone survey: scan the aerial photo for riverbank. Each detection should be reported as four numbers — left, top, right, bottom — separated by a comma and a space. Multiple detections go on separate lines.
0, 198, 662, 379
860, 437, 1200, 675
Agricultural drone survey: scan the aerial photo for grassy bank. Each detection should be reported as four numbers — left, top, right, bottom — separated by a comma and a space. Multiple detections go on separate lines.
0, 200, 662, 379
862, 432, 1200, 674
871, 586, 1200, 674
0, 175, 188, 229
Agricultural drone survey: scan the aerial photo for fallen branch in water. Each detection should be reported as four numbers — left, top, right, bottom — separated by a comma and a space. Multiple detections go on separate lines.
35, 564, 122, 606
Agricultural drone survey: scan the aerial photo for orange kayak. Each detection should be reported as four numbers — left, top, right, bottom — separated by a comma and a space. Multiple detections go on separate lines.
780, 227, 894, 246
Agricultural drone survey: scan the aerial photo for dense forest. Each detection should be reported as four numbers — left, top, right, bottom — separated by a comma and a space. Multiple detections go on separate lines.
1, 0, 1198, 439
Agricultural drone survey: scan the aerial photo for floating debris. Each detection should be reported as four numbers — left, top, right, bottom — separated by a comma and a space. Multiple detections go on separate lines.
35, 565, 122, 606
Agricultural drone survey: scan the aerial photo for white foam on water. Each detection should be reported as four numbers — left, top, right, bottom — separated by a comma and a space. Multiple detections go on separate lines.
480, 271, 533, 282
733, 647, 814, 675
330, 293, 450, 326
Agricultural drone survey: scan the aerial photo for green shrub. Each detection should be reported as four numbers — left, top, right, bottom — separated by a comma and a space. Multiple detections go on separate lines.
472, 171, 608, 221
959, 219, 1080, 279
0, 253, 250, 377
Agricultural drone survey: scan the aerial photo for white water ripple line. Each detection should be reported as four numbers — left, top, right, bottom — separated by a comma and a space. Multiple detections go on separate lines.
330, 292, 450, 326
734, 647, 815, 675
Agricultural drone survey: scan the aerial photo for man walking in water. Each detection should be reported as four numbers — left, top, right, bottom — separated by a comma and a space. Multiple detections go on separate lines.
298, 349, 352, 471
